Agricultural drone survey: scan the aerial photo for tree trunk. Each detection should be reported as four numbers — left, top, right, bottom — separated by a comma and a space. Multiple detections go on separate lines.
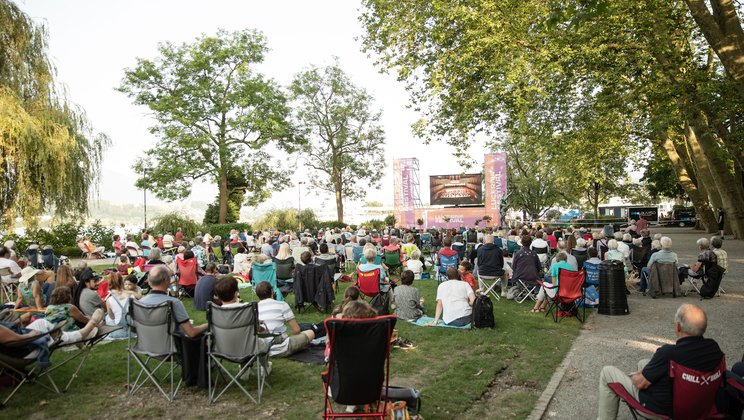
685, 0, 744, 99
683, 125, 725, 217
218, 171, 228, 224
686, 113, 744, 238
661, 131, 718, 232
333, 175, 344, 223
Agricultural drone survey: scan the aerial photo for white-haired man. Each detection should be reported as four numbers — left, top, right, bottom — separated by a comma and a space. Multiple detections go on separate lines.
598, 304, 723, 419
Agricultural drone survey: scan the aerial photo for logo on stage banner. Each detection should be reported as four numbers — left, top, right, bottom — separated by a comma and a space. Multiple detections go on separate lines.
484, 152, 507, 226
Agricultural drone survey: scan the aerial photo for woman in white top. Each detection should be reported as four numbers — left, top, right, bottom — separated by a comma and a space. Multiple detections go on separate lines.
431, 267, 475, 327
105, 272, 140, 339
406, 250, 424, 280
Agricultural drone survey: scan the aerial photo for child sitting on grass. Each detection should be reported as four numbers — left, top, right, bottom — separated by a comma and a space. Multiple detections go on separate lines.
392, 270, 424, 321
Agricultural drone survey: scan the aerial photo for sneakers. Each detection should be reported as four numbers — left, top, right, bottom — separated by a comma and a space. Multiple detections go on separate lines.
392, 338, 416, 350
90, 308, 104, 325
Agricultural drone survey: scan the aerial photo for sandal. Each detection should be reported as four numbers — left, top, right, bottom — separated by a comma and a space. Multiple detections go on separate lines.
539, 307, 547, 312
530, 308, 540, 313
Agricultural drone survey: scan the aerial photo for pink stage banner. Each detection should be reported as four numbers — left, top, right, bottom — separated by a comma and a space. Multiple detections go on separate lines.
484, 152, 507, 227
393, 158, 416, 227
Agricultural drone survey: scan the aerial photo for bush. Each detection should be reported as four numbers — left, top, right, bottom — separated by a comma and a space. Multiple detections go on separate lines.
384, 214, 396, 227
363, 219, 385, 231
315, 220, 348, 230
204, 223, 252, 240
202, 199, 240, 224
50, 222, 83, 248
57, 246, 83, 258
152, 212, 202, 238
80, 220, 114, 250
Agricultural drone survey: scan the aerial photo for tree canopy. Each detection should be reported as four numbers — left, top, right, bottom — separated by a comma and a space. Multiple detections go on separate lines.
118, 29, 300, 224
0, 0, 108, 228
360, 0, 744, 236
290, 62, 385, 223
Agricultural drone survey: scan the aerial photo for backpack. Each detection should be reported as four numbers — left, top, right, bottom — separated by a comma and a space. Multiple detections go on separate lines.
699, 265, 724, 299
471, 294, 495, 328
371, 293, 390, 315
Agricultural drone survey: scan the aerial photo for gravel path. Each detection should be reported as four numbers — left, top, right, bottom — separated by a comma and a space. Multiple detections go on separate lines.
544, 228, 744, 419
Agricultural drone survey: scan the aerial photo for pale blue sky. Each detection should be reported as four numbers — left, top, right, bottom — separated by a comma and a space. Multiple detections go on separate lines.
18, 0, 488, 217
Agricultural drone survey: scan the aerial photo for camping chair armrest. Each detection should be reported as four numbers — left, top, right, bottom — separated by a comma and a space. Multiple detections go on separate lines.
2, 331, 50, 347
607, 383, 668, 419
538, 281, 558, 290
257, 332, 282, 339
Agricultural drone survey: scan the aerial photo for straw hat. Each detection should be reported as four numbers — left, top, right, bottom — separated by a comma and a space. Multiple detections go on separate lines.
18, 266, 40, 284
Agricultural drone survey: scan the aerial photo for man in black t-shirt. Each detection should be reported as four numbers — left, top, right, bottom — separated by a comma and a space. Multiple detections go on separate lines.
598, 304, 723, 419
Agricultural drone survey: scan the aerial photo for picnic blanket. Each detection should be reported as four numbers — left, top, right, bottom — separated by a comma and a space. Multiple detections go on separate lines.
286, 344, 326, 365
411, 316, 471, 329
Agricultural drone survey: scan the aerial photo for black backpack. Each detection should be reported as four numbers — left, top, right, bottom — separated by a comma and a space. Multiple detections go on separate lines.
471, 294, 495, 328
699, 265, 725, 299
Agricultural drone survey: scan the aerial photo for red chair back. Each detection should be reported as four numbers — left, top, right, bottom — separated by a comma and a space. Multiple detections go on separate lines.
355, 268, 381, 298
177, 258, 199, 287
670, 358, 725, 419
556, 269, 584, 303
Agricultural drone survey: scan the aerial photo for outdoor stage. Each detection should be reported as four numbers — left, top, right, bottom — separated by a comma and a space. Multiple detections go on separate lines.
393, 153, 508, 229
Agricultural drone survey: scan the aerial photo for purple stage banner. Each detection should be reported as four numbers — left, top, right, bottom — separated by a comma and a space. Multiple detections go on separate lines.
394, 158, 416, 227
484, 152, 507, 226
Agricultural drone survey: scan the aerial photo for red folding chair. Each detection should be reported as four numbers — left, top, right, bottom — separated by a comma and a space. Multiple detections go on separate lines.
322, 315, 397, 419
539, 269, 586, 323
176, 258, 199, 297
355, 268, 383, 299
608, 358, 726, 420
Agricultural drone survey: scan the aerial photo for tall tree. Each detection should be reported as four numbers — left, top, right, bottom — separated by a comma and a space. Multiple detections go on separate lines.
0, 0, 108, 227
118, 29, 299, 224
290, 62, 385, 223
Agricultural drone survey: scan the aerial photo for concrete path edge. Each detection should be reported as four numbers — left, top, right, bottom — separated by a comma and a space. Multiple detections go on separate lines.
526, 322, 589, 420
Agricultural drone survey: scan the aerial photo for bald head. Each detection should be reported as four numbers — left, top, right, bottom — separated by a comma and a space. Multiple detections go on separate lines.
148, 265, 171, 289
675, 304, 707, 337
484, 235, 494, 244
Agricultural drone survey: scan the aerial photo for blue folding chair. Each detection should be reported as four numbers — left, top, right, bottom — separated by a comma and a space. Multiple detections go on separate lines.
437, 254, 459, 282
352, 246, 364, 265
251, 261, 283, 301
583, 261, 600, 287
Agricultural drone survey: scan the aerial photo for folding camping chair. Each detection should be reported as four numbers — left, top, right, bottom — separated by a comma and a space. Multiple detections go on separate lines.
176, 258, 199, 298
570, 249, 588, 272
540, 269, 586, 323
252, 261, 282, 301
77, 243, 92, 259
477, 273, 504, 301
211, 241, 224, 263
648, 262, 680, 298
352, 246, 364, 265
293, 263, 335, 313
533, 245, 550, 269
0, 267, 16, 304
344, 246, 356, 271
355, 268, 387, 301
506, 240, 520, 256
275, 259, 294, 288
315, 257, 339, 290
609, 358, 726, 420
514, 277, 540, 303
727, 371, 744, 410
685, 263, 726, 298
452, 243, 466, 262
583, 261, 600, 287
127, 300, 182, 402
383, 249, 403, 276
420, 233, 432, 254
44, 324, 123, 392
206, 302, 271, 404
322, 315, 397, 419
436, 253, 459, 282
0, 321, 67, 407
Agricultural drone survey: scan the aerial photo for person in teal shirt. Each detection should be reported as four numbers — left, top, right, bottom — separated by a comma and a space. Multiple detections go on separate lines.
531, 252, 576, 312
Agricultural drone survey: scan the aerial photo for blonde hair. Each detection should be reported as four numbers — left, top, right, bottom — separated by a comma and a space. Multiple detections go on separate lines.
276, 243, 291, 260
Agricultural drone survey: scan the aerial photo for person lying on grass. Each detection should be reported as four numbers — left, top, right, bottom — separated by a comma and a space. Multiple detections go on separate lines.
430, 267, 475, 327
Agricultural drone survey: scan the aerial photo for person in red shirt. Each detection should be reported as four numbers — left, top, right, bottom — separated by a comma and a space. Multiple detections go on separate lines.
175, 227, 184, 246
436, 237, 458, 265
546, 229, 558, 251
458, 260, 477, 292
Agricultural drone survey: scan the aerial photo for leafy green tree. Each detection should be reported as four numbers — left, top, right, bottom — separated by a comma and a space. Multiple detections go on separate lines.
118, 29, 300, 224
0, 0, 108, 227
290, 62, 385, 223
252, 208, 318, 232
384, 214, 396, 227
151, 212, 201, 239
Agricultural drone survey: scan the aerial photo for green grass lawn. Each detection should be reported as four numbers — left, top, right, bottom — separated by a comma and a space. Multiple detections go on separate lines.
2, 264, 581, 419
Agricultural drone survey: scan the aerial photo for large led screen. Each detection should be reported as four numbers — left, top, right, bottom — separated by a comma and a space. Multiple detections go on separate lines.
429, 174, 483, 205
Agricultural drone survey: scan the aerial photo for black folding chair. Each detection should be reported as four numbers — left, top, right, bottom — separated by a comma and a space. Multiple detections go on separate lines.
322, 316, 397, 419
